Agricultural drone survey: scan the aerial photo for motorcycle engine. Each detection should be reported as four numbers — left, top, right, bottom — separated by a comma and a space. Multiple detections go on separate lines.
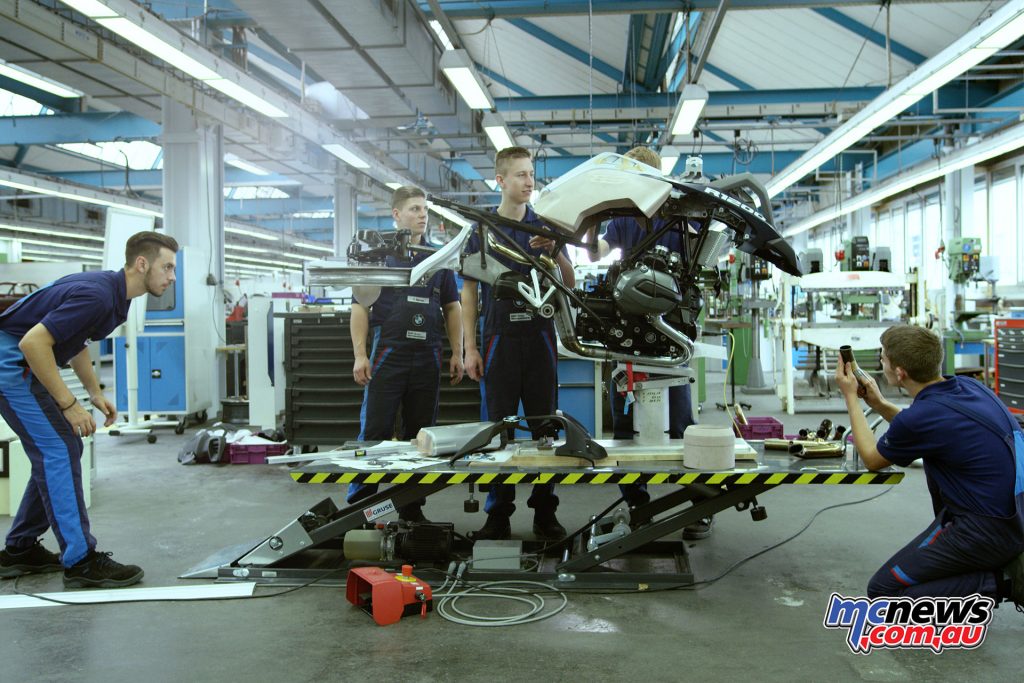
575, 245, 703, 359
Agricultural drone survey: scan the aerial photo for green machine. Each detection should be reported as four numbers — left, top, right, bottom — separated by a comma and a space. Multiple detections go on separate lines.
948, 237, 983, 284
840, 236, 871, 271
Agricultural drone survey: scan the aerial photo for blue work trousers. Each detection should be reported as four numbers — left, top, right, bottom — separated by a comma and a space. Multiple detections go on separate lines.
0, 332, 93, 566
868, 505, 1024, 599
347, 340, 442, 509
480, 330, 559, 517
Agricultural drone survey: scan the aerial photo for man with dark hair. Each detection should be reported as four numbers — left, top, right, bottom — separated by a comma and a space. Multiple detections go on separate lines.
836, 324, 1024, 606
463, 146, 575, 540
0, 230, 177, 588
348, 186, 463, 522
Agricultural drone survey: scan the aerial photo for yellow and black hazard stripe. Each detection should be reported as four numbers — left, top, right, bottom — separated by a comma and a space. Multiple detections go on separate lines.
291, 471, 904, 486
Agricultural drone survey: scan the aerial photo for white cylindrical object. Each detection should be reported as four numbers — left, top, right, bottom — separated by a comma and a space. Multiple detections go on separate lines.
343, 529, 384, 560
683, 424, 735, 470
633, 388, 670, 445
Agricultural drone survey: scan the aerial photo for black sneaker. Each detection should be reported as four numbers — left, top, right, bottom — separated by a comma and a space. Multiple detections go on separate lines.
0, 542, 62, 578
63, 551, 144, 589
1004, 551, 1024, 609
532, 511, 567, 540
471, 513, 512, 541
683, 516, 715, 540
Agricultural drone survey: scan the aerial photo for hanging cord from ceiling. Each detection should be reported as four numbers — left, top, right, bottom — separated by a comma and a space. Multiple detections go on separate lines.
840, 4, 884, 90
588, 0, 594, 158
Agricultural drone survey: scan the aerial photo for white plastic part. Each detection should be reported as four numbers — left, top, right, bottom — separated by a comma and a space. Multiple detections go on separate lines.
683, 424, 735, 470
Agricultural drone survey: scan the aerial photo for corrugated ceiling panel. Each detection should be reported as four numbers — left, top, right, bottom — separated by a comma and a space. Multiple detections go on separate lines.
839, 1, 1008, 59
458, 18, 622, 96
710, 9, 914, 91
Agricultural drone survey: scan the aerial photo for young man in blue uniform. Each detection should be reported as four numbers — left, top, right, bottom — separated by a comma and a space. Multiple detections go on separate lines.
462, 146, 576, 541
0, 231, 178, 588
590, 147, 711, 539
836, 324, 1024, 605
348, 186, 463, 522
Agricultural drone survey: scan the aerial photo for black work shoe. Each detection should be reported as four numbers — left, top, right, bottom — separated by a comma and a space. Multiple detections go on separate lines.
0, 542, 62, 578
532, 511, 567, 540
683, 516, 715, 541
1004, 551, 1024, 608
471, 513, 512, 541
398, 506, 430, 524
63, 551, 144, 589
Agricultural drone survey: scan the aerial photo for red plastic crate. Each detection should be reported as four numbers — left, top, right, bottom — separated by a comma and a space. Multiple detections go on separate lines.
736, 417, 784, 440
225, 442, 289, 464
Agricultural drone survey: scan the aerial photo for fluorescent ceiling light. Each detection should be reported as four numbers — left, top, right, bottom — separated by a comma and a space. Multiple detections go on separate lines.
323, 143, 370, 169
58, 0, 118, 18
0, 177, 161, 218
225, 244, 273, 254
224, 225, 280, 242
481, 112, 514, 152
225, 155, 271, 176
440, 49, 494, 110
60, 3, 290, 120
660, 146, 681, 175
22, 248, 103, 261
95, 18, 222, 81
385, 182, 403, 190
0, 222, 103, 241
783, 121, 1024, 238
669, 84, 708, 138
227, 253, 302, 270
205, 78, 288, 118
3, 236, 104, 253
429, 20, 455, 51
295, 240, 334, 254
767, 3, 1024, 198
428, 201, 472, 229
0, 61, 81, 99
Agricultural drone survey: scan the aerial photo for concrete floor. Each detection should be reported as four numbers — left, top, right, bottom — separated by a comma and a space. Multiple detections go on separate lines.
2, 370, 1022, 682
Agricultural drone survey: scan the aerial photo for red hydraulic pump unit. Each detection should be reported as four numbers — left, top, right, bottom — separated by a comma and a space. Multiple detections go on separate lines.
346, 565, 433, 626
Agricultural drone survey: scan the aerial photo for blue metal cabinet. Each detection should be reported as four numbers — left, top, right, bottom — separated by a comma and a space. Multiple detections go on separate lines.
114, 335, 186, 412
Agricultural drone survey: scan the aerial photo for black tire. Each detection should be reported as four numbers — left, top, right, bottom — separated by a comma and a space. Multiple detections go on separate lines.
147, 434, 157, 444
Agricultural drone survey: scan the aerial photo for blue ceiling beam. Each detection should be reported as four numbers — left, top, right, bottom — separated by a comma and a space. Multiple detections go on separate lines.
0, 112, 160, 145
446, 158, 485, 181
700, 62, 755, 91
505, 18, 630, 86
226, 196, 334, 216
0, 76, 81, 114
642, 14, 673, 91
53, 168, 296, 189
657, 12, 700, 90
497, 87, 884, 113
423, 1, 884, 19
813, 8, 926, 65
624, 15, 645, 90
474, 63, 536, 97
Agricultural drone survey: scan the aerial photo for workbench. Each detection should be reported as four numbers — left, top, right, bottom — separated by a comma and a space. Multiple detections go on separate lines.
186, 443, 903, 589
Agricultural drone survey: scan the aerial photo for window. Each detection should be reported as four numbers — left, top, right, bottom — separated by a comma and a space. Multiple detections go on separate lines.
890, 206, 905, 275
971, 179, 987, 251
922, 196, 942, 288
990, 170, 1018, 284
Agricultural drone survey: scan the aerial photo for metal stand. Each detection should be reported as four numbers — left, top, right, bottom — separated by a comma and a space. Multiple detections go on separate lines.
183, 476, 771, 589
742, 300, 775, 395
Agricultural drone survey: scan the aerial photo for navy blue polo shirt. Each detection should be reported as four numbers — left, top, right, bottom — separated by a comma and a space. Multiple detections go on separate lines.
877, 375, 1017, 518
368, 250, 459, 348
465, 206, 567, 337
602, 216, 683, 256
0, 271, 130, 366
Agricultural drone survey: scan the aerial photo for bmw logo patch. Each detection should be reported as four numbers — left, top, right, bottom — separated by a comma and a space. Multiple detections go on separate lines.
413, 313, 425, 326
